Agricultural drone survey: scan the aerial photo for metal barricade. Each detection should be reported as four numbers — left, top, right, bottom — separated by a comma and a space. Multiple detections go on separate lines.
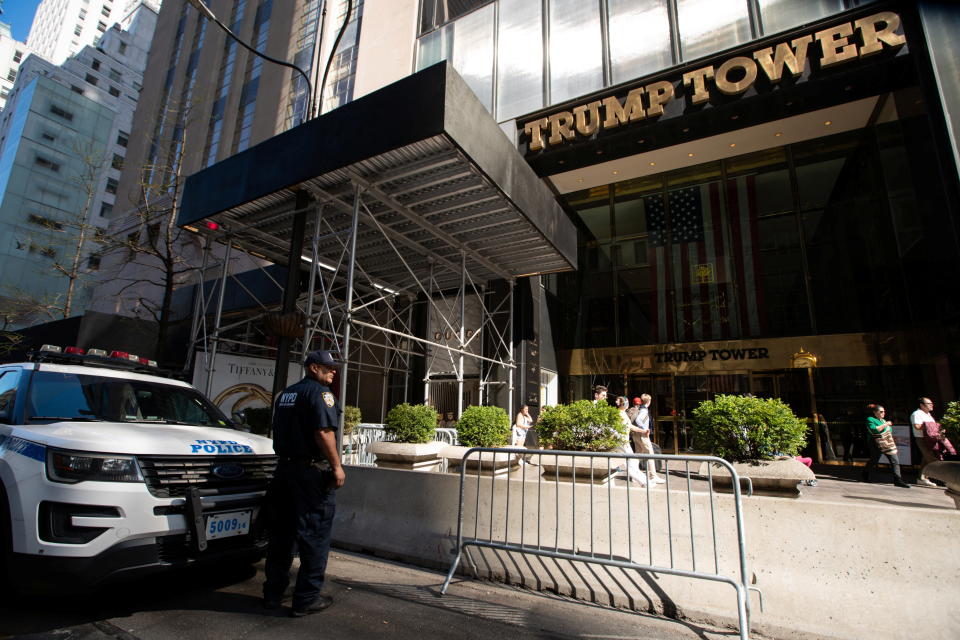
440, 448, 762, 640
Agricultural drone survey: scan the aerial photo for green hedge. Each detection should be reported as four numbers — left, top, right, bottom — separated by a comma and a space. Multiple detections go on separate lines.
456, 405, 510, 447
343, 405, 362, 435
384, 403, 437, 443
941, 400, 960, 444
536, 400, 625, 452
690, 394, 807, 462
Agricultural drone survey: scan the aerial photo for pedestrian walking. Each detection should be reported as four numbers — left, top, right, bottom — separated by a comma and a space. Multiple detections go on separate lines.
262, 350, 346, 617
633, 394, 665, 484
911, 397, 955, 486
862, 403, 910, 488
615, 396, 646, 485
592, 385, 608, 405
626, 397, 641, 425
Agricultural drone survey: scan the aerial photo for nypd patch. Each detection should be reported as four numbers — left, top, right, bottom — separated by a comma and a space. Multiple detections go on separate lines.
322, 392, 335, 407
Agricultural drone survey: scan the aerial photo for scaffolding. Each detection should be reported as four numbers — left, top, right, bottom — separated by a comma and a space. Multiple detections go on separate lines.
178, 63, 577, 448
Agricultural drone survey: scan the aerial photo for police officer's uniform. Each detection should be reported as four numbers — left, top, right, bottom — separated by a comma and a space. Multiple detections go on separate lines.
262, 352, 342, 614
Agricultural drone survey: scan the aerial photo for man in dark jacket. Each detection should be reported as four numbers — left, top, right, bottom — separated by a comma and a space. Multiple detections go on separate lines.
262, 350, 346, 617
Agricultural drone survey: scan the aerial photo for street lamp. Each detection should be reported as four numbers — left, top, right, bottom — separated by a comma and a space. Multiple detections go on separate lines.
185, 0, 314, 123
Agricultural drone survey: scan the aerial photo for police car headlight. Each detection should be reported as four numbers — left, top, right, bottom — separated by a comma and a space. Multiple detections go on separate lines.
46, 449, 143, 484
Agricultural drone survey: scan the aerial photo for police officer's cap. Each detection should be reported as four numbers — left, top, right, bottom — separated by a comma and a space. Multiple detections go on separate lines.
304, 350, 342, 368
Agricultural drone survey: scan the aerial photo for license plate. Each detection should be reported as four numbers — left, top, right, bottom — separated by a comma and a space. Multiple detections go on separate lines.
205, 510, 252, 540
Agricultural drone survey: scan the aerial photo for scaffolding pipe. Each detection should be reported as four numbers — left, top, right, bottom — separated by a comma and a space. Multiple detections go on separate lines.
302, 203, 324, 376
458, 250, 465, 417
205, 240, 233, 398
478, 284, 485, 405
507, 279, 515, 421
404, 301, 413, 404
184, 235, 212, 374
337, 184, 362, 453
423, 260, 434, 407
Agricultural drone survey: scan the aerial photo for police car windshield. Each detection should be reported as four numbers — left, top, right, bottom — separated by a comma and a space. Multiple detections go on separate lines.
26, 371, 230, 427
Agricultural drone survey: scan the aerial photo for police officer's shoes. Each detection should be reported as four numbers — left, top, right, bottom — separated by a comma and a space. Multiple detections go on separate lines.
291, 595, 334, 617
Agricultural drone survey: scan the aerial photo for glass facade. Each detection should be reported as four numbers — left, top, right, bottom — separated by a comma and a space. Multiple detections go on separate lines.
416, 0, 873, 122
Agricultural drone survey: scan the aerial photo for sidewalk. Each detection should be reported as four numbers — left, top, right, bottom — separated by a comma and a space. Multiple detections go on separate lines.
4, 550, 784, 640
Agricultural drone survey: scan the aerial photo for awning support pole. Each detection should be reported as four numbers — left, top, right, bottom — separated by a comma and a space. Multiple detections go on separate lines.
302, 203, 324, 372
271, 191, 310, 406
185, 234, 212, 374
423, 260, 434, 407
205, 238, 232, 398
337, 183, 362, 453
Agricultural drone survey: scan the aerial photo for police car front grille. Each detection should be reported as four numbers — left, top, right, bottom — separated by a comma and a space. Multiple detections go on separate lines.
138, 455, 277, 498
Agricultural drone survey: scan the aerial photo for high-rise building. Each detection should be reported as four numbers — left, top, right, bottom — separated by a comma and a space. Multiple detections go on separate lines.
26, 0, 161, 65
98, 1, 960, 461
0, 21, 33, 112
0, 2, 157, 322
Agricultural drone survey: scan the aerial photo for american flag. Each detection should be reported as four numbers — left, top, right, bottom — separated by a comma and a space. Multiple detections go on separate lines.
644, 178, 762, 342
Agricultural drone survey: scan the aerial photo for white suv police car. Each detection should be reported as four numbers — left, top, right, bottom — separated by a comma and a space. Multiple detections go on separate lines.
0, 346, 276, 591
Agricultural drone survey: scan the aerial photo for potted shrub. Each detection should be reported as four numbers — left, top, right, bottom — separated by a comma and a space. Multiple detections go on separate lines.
535, 400, 626, 484
368, 403, 443, 471
441, 405, 515, 476
690, 394, 812, 497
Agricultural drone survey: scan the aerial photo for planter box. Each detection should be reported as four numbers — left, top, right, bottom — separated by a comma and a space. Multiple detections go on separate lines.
539, 454, 618, 485
368, 441, 444, 472
923, 461, 960, 509
699, 457, 814, 498
441, 445, 519, 477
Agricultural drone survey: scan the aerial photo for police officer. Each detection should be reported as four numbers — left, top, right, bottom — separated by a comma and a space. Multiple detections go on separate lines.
262, 350, 346, 617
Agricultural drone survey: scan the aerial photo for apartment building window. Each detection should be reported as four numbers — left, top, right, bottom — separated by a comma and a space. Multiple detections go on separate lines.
6, 70, 15, 82
116, 131, 129, 147
105, 178, 118, 194
35, 156, 61, 172
13, 51, 23, 63
79, 9, 87, 19
97, 21, 107, 33
71, 85, 84, 95
118, 41, 127, 55
92, 58, 101, 70
41, 132, 56, 142
100, 202, 113, 217
102, 5, 111, 17
111, 153, 124, 170
109, 68, 122, 82
75, 24, 83, 36
85, 73, 98, 86
87, 254, 101, 270
108, 85, 120, 97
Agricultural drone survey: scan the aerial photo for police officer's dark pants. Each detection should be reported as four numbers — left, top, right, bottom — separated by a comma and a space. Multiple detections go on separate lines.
864, 437, 903, 482
263, 462, 336, 609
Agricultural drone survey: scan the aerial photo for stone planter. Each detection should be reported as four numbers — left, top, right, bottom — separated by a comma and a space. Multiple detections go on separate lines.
441, 445, 519, 477
923, 461, 960, 509
367, 440, 444, 472
539, 454, 618, 485
700, 457, 814, 498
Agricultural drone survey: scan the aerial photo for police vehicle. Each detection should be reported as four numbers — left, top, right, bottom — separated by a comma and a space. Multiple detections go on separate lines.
0, 345, 276, 591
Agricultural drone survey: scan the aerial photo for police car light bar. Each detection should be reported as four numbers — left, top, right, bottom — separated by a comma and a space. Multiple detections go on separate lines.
39, 344, 63, 353
32, 345, 158, 368
87, 348, 108, 357
64, 346, 85, 355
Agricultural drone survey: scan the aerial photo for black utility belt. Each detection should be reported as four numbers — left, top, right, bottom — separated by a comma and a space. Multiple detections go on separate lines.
279, 457, 333, 472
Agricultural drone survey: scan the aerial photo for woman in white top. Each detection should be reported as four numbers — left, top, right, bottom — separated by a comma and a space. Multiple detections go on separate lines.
513, 405, 533, 447
615, 396, 646, 485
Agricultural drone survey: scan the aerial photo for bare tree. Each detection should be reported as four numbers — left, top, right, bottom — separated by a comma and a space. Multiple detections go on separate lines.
98, 97, 204, 357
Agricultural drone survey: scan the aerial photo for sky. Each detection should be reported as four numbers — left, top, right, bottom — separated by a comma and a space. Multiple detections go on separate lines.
3, 0, 42, 42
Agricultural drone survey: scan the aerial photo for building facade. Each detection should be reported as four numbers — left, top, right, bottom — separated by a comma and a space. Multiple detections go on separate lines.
0, 21, 33, 113
26, 0, 161, 65
0, 3, 156, 322
98, 0, 960, 463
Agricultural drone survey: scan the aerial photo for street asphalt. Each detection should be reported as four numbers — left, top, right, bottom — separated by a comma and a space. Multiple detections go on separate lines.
1, 549, 756, 640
